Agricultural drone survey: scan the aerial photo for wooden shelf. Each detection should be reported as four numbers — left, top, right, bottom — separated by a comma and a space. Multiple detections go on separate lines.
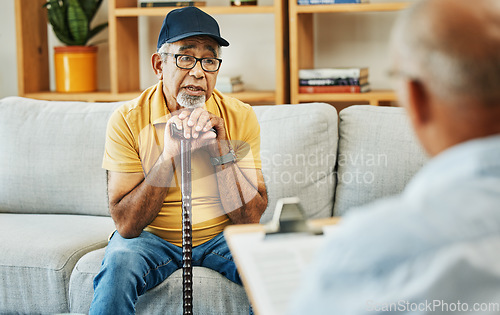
114, 6, 276, 16
107, 0, 287, 105
289, 2, 410, 105
23, 91, 137, 103
293, 2, 410, 13
15, 0, 288, 105
15, 0, 402, 106
225, 91, 276, 104
23, 90, 275, 104
298, 90, 397, 106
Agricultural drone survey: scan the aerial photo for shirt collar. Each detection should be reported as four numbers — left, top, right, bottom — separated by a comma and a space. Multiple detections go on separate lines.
150, 81, 170, 126
406, 134, 500, 196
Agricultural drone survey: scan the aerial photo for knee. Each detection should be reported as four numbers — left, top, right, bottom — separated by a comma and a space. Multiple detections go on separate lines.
99, 234, 149, 277
93, 247, 148, 293
102, 245, 145, 274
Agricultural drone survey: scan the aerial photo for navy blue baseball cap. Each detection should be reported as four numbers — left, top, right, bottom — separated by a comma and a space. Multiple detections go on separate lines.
157, 7, 230, 51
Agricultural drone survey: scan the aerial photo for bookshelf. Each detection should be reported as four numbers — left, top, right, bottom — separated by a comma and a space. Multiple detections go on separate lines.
288, 2, 411, 105
15, 0, 288, 104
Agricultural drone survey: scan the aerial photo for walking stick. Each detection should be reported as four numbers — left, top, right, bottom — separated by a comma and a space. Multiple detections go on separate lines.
171, 123, 193, 315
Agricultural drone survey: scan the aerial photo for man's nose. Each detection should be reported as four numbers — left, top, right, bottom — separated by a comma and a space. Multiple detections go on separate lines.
189, 61, 205, 79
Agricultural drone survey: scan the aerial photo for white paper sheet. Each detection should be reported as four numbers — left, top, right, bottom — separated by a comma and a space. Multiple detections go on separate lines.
227, 225, 337, 315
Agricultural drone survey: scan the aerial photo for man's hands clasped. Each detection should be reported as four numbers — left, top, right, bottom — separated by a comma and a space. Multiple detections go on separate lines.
163, 108, 229, 159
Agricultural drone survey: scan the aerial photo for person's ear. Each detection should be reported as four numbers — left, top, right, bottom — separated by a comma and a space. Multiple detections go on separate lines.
406, 79, 431, 128
152, 53, 163, 80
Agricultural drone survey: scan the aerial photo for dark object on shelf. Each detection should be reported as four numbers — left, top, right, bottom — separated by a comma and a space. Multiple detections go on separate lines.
299, 84, 371, 93
140, 1, 206, 7
231, 0, 257, 6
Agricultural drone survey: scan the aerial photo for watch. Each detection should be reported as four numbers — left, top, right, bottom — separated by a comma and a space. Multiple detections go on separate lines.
210, 149, 237, 166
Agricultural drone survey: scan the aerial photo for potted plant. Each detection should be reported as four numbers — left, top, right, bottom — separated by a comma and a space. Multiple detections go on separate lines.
43, 0, 108, 92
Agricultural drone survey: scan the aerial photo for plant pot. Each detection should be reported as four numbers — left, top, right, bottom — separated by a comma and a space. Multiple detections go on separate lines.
54, 46, 97, 93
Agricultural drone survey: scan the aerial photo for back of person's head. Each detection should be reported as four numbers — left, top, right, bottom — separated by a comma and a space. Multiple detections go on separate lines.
390, 0, 500, 107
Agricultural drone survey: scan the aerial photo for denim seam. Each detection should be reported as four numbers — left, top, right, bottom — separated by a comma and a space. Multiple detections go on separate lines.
141, 258, 174, 293
210, 251, 232, 262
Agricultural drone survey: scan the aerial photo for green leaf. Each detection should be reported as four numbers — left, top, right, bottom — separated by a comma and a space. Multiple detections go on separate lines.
77, 0, 94, 21
67, 0, 89, 45
88, 22, 108, 42
43, 1, 61, 29
78, 0, 103, 23
44, 0, 71, 44
44, 0, 107, 46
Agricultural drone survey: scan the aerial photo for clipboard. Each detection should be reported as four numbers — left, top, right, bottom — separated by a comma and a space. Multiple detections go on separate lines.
224, 197, 340, 315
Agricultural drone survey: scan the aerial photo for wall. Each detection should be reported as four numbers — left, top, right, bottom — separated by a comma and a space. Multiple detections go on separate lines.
0, 0, 414, 99
0, 1, 18, 98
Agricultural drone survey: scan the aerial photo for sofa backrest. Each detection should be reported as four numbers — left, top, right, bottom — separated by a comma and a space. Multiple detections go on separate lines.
1, 97, 421, 220
0, 96, 121, 216
333, 105, 428, 216
0, 98, 338, 221
253, 103, 338, 223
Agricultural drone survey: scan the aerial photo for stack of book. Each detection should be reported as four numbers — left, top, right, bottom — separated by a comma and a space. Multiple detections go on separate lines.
298, 0, 369, 5
299, 67, 370, 94
139, 0, 206, 7
216, 76, 245, 93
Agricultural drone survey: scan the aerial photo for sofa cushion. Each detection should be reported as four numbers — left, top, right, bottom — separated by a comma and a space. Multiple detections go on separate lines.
0, 96, 121, 216
69, 248, 249, 314
333, 105, 428, 216
0, 213, 115, 314
253, 103, 338, 222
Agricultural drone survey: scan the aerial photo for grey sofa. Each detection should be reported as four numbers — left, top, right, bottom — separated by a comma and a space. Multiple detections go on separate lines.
0, 96, 427, 314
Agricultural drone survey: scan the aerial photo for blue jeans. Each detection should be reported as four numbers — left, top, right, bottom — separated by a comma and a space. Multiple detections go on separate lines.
89, 231, 242, 314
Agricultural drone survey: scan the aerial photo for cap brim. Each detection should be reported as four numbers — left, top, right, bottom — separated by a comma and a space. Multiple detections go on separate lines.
166, 32, 230, 47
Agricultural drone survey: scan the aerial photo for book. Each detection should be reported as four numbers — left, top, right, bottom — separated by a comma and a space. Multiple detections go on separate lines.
299, 77, 368, 86
216, 82, 245, 93
139, 1, 206, 7
331, 0, 369, 3
299, 67, 369, 79
298, 0, 369, 4
299, 84, 371, 93
216, 75, 242, 85
216, 75, 244, 93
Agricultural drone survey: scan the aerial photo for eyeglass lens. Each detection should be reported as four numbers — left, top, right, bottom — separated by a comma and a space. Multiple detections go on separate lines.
176, 55, 220, 72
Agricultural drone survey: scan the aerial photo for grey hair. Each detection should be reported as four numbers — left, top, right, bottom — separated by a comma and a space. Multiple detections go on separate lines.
157, 42, 170, 56
390, 0, 500, 105
157, 40, 222, 59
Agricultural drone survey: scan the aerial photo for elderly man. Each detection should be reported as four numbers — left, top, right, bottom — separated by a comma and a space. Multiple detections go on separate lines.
89, 7, 267, 314
291, 0, 500, 314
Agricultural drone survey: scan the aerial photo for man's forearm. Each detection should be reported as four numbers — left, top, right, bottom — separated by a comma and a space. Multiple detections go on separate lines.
214, 162, 267, 224
110, 154, 177, 238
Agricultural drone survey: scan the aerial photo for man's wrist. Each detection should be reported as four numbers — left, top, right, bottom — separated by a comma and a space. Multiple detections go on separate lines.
210, 148, 237, 166
209, 138, 232, 158
159, 150, 180, 168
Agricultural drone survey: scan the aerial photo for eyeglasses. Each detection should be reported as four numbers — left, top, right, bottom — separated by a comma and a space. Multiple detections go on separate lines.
161, 53, 222, 72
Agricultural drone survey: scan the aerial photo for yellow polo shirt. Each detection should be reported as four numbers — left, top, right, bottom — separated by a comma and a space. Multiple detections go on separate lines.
102, 81, 261, 246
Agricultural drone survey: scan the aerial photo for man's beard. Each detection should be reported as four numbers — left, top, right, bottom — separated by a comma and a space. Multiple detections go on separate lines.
176, 90, 206, 109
